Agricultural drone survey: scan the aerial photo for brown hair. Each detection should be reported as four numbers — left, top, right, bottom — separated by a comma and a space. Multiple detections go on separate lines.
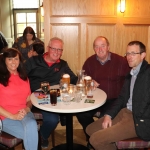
127, 41, 146, 53
0, 48, 27, 86
23, 26, 36, 40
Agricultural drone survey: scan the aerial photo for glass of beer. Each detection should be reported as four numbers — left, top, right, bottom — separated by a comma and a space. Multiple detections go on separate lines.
84, 76, 92, 85
62, 74, 70, 87
84, 76, 93, 98
41, 81, 50, 100
50, 89, 57, 106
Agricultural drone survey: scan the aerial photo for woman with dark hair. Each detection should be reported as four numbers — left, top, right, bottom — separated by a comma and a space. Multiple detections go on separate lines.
0, 48, 38, 150
12, 26, 44, 61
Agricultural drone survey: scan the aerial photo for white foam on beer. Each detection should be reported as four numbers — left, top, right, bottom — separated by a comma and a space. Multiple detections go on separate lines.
84, 76, 91, 80
63, 74, 70, 78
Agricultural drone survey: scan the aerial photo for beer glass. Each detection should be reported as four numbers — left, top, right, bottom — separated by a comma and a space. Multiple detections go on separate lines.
41, 81, 50, 100
84, 76, 93, 98
84, 76, 92, 86
50, 89, 57, 106
62, 74, 70, 87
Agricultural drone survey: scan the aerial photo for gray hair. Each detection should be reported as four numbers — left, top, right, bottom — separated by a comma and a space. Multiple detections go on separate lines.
49, 37, 64, 46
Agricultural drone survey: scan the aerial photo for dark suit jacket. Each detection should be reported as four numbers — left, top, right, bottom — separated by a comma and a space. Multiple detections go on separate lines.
105, 60, 150, 141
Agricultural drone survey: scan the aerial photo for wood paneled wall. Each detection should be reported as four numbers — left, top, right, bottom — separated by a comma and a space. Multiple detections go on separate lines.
43, 0, 150, 73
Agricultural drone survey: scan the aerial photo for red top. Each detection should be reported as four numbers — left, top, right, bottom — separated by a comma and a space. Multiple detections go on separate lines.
43, 52, 60, 67
0, 74, 31, 120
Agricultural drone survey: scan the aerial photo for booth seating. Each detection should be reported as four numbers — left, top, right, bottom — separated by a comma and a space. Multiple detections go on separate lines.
0, 107, 55, 150
116, 137, 150, 150
0, 132, 24, 150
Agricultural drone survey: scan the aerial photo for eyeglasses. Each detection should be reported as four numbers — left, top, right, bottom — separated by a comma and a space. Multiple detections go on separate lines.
48, 46, 63, 53
125, 52, 142, 57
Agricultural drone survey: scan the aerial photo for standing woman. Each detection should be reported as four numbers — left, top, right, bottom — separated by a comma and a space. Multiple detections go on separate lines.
0, 48, 38, 150
12, 26, 44, 61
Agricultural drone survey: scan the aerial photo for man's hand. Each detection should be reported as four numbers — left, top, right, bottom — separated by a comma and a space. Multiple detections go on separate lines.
102, 115, 112, 129
92, 80, 100, 90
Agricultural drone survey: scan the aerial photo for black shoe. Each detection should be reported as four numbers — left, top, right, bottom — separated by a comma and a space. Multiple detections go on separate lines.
41, 136, 49, 149
60, 115, 66, 126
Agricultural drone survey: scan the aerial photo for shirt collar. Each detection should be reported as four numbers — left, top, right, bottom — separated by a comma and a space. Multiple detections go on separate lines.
96, 52, 111, 65
43, 52, 60, 67
130, 62, 142, 76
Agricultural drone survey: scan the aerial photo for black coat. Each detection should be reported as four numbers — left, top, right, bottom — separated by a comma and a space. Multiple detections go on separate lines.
25, 55, 78, 92
106, 60, 150, 141
0, 32, 8, 53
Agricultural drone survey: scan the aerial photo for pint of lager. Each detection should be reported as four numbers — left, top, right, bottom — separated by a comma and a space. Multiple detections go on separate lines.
84, 76, 93, 98
62, 74, 70, 86
84, 76, 92, 85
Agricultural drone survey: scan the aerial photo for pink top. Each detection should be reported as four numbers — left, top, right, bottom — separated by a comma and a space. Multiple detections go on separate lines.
0, 74, 31, 120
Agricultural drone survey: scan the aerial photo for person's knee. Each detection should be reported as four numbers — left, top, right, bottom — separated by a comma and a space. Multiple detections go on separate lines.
89, 132, 102, 149
51, 117, 59, 125
86, 123, 93, 136
28, 119, 37, 127
89, 133, 97, 148
43, 115, 59, 125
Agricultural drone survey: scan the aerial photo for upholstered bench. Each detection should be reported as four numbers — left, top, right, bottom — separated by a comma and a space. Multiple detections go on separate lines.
0, 131, 23, 150
116, 137, 150, 149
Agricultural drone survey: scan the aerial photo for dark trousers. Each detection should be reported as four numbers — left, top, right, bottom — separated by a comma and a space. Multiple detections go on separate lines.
76, 98, 116, 139
40, 110, 59, 140
86, 108, 137, 150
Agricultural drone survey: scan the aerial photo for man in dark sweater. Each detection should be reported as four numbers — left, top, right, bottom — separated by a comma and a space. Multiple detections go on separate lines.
86, 41, 150, 150
76, 36, 130, 144
25, 37, 77, 148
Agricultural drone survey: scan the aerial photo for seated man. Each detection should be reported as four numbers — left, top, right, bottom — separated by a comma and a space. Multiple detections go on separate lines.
25, 37, 77, 148
86, 41, 150, 150
76, 36, 130, 145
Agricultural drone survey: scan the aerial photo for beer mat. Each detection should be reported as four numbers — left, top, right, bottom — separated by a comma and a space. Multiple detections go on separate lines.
70, 98, 75, 102
57, 96, 61, 102
84, 99, 95, 103
34, 91, 61, 105
34, 91, 50, 105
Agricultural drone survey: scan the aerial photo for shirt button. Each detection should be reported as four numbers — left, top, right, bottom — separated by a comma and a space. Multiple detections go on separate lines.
140, 120, 144, 122
136, 124, 138, 126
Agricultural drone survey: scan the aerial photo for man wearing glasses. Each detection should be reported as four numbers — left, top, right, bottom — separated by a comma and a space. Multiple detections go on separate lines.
76, 36, 130, 148
86, 41, 150, 150
25, 37, 77, 148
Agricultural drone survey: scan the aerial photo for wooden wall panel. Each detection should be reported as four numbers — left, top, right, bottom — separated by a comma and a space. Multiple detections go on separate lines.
50, 0, 116, 16
123, 25, 150, 61
44, 0, 150, 73
51, 24, 80, 71
125, 0, 150, 17
87, 24, 116, 56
